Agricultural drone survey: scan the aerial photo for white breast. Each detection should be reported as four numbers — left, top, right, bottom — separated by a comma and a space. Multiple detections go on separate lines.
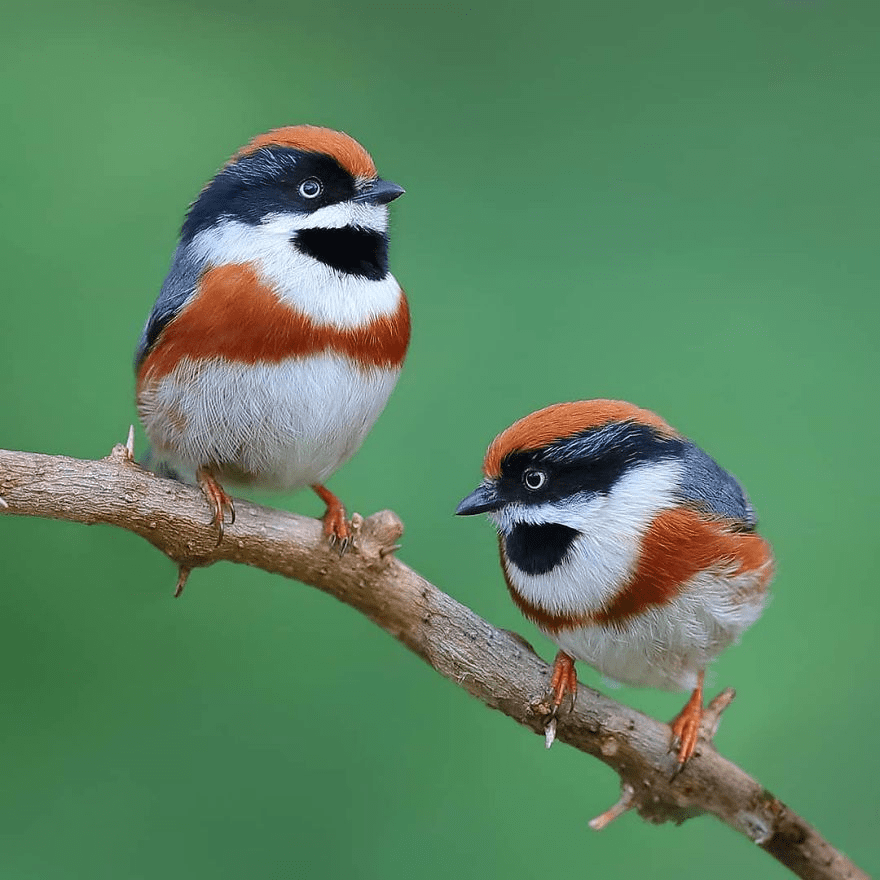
138, 354, 401, 490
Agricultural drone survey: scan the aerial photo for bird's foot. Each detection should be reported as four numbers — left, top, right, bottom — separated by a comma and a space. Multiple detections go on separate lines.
670, 672, 705, 764
196, 466, 235, 546
312, 484, 351, 553
543, 651, 578, 748
549, 650, 579, 712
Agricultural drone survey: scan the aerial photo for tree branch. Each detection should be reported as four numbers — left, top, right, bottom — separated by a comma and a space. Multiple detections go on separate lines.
0, 443, 868, 880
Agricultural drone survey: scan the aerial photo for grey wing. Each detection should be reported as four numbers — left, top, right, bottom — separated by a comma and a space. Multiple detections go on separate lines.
676, 442, 757, 528
134, 242, 207, 370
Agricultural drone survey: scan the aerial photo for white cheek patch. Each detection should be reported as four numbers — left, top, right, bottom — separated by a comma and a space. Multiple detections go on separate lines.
190, 218, 402, 329
284, 202, 389, 232
490, 494, 605, 533
497, 460, 683, 615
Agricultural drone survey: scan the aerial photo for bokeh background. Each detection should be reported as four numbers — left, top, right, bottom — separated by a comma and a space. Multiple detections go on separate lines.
2, 1, 878, 877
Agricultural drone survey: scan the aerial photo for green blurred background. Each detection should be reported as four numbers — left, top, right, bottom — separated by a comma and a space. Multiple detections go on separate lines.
1, 0, 878, 877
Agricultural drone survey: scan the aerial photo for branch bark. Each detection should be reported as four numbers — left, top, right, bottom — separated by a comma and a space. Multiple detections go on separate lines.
0, 443, 868, 880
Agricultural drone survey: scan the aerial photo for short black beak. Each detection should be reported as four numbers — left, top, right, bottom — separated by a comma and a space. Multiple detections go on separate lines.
455, 482, 501, 516
353, 178, 406, 205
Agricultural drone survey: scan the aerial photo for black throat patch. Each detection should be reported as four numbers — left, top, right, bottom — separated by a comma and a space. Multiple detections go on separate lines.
295, 226, 389, 280
504, 522, 579, 575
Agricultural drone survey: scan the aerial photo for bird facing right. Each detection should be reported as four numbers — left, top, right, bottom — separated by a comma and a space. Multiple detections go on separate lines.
134, 125, 409, 550
456, 400, 774, 762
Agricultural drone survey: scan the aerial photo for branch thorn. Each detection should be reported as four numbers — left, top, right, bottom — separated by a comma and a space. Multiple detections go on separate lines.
0, 495, 8, 510
174, 565, 192, 598
125, 425, 135, 460
589, 783, 636, 831
544, 717, 557, 749
702, 687, 736, 740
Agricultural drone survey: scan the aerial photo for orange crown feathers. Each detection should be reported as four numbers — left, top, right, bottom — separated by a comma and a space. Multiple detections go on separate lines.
233, 125, 377, 180
483, 400, 678, 477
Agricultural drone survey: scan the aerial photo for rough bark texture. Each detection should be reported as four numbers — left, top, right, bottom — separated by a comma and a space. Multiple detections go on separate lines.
0, 444, 869, 880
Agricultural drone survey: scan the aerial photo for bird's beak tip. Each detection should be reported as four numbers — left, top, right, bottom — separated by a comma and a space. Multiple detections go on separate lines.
455, 483, 499, 516
355, 178, 405, 205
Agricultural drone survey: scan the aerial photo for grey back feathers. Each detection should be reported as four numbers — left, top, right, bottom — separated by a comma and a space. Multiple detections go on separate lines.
676, 442, 756, 527
134, 243, 206, 370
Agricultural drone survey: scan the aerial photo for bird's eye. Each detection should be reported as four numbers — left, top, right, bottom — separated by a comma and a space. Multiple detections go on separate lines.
298, 178, 323, 199
523, 469, 547, 491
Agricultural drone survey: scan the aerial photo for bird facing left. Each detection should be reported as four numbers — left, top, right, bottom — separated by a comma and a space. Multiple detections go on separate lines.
456, 400, 774, 763
135, 125, 409, 547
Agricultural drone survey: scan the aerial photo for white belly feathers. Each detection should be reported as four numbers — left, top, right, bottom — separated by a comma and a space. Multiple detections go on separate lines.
138, 354, 401, 490
548, 564, 770, 692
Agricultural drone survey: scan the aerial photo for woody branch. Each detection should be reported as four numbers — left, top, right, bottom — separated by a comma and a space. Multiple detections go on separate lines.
0, 442, 868, 880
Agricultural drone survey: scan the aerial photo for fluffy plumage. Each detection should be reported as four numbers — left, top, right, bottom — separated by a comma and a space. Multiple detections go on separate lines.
135, 125, 408, 547
457, 399, 774, 761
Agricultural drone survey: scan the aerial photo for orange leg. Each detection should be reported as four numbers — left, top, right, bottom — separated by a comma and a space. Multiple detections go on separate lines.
196, 466, 235, 546
670, 670, 705, 764
312, 484, 351, 550
549, 651, 579, 711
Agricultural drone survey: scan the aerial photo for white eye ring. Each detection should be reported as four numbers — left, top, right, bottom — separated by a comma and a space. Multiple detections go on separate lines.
523, 469, 547, 491
298, 178, 322, 199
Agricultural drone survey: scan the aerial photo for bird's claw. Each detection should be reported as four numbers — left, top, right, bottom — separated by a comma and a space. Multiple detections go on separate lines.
196, 467, 235, 546
669, 673, 705, 766
324, 521, 350, 554
549, 650, 578, 713
542, 651, 578, 747
313, 484, 351, 554
669, 710, 702, 765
